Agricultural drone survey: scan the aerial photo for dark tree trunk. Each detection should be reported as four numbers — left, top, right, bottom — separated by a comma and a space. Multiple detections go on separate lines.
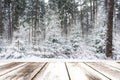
95, 0, 98, 19
8, 0, 12, 43
80, 0, 84, 37
106, 0, 114, 57
81, 11, 84, 37
0, 0, 3, 37
34, 0, 39, 45
105, 0, 108, 11
64, 13, 68, 38
89, 0, 93, 21
31, 0, 34, 44
93, 0, 96, 25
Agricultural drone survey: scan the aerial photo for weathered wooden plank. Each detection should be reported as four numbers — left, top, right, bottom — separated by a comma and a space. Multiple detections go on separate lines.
85, 62, 120, 80
103, 62, 120, 70
0, 62, 46, 80
66, 63, 109, 80
33, 63, 69, 80
0, 62, 119, 80
66, 63, 89, 80
0, 62, 26, 76
0, 62, 13, 66
0, 62, 24, 71
79, 63, 110, 80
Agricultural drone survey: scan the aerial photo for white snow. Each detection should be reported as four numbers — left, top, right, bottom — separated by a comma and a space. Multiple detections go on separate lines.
0, 1, 120, 60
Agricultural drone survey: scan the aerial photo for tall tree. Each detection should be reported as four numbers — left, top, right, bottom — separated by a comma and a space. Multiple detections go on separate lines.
12, 0, 26, 31
7, 0, 12, 43
106, 0, 114, 57
34, 0, 39, 45
39, 0, 45, 40
89, 0, 93, 21
57, 0, 78, 37
0, 0, 3, 37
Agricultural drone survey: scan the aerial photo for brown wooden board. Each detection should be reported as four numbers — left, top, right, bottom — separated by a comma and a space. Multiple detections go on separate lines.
85, 62, 120, 80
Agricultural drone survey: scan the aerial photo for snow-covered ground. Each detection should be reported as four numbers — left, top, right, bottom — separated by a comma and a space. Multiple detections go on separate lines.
0, 35, 119, 60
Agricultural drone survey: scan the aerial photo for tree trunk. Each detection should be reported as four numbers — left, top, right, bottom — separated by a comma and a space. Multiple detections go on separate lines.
34, 0, 39, 45
80, 0, 84, 37
8, 0, 12, 43
31, 0, 34, 45
0, 0, 3, 37
106, 0, 114, 57
95, 0, 98, 20
93, 0, 95, 25
105, 0, 108, 11
89, 0, 93, 21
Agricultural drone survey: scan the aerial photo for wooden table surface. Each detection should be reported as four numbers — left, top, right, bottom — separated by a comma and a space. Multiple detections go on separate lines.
0, 62, 120, 80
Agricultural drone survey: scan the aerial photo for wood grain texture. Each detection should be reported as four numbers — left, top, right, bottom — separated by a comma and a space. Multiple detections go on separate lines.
33, 63, 69, 80
66, 63, 110, 80
0, 62, 119, 80
86, 62, 120, 80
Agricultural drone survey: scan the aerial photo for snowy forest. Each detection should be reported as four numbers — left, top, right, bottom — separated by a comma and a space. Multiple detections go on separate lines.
0, 0, 120, 60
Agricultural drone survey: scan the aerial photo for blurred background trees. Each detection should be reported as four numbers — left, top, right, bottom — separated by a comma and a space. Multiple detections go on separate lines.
0, 0, 119, 58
